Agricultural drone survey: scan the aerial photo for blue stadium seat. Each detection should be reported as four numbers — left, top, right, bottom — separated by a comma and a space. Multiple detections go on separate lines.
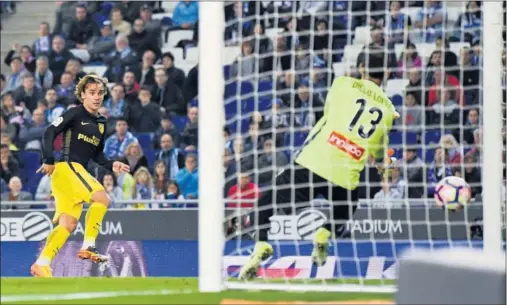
228, 118, 250, 134
190, 99, 198, 107
241, 98, 255, 114
144, 149, 156, 168
135, 133, 153, 150
389, 131, 403, 145
424, 130, 442, 144
223, 65, 231, 80
225, 100, 239, 119
19, 151, 41, 182
258, 97, 272, 112
172, 116, 188, 132
224, 81, 254, 99
258, 80, 273, 92
391, 94, 403, 107
24, 173, 43, 195
425, 149, 435, 163
285, 131, 309, 148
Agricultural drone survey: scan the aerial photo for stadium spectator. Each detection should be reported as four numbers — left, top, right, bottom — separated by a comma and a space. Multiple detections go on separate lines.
454, 1, 482, 44
244, 121, 264, 152
155, 133, 184, 180
125, 87, 161, 133
172, 1, 199, 29
67, 4, 98, 49
161, 52, 186, 90
386, 0, 412, 44
230, 40, 258, 79
397, 42, 422, 78
402, 92, 423, 131
313, 20, 330, 59
465, 127, 482, 162
263, 98, 290, 134
132, 167, 155, 206
122, 71, 140, 102
115, 171, 135, 200
65, 58, 86, 82
257, 138, 288, 185
405, 68, 425, 105
56, 72, 77, 106
43, 88, 65, 123
0, 74, 5, 93
0, 176, 32, 209
439, 134, 463, 167
294, 44, 326, 81
49, 36, 74, 85
176, 154, 199, 199
435, 37, 459, 77
151, 160, 168, 199
428, 88, 460, 131
293, 82, 323, 128
461, 108, 480, 145
4, 43, 36, 73
414, 0, 445, 43
129, 19, 161, 60
182, 64, 198, 102
390, 161, 407, 199
104, 34, 139, 83
115, 1, 145, 24
403, 148, 425, 198
33, 22, 53, 57
104, 118, 138, 159
103, 85, 126, 118
277, 71, 298, 105
427, 69, 462, 106
34, 56, 54, 90
87, 20, 116, 62
1, 133, 19, 153
251, 22, 274, 72
35, 174, 52, 201
154, 115, 180, 149
232, 136, 253, 171
2, 56, 30, 94
227, 170, 260, 208
459, 47, 480, 101
110, 6, 131, 35
152, 68, 186, 116
223, 148, 236, 196
427, 147, 453, 196
0, 116, 16, 142
455, 154, 482, 198
165, 180, 185, 200
139, 4, 161, 35
180, 106, 198, 149
0, 144, 19, 184
121, 142, 149, 176
102, 172, 124, 206
373, 176, 403, 202
224, 1, 254, 44
130, 50, 156, 88
1, 92, 31, 125
18, 108, 48, 150
12, 74, 44, 112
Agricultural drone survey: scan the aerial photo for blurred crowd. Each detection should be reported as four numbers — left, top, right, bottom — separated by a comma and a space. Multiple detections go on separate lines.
0, 1, 506, 210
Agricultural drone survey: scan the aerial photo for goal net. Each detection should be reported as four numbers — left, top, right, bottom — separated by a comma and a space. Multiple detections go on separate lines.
199, 1, 506, 293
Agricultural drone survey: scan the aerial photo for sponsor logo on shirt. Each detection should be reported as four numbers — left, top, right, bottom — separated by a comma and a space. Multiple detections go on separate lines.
327, 131, 364, 160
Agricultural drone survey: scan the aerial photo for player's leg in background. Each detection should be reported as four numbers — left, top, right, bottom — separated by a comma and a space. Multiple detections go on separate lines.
32, 200, 82, 277
78, 188, 111, 263
238, 165, 314, 280
311, 177, 359, 266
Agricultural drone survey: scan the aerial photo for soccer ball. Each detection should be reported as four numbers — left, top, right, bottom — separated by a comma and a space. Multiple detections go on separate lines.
434, 176, 472, 210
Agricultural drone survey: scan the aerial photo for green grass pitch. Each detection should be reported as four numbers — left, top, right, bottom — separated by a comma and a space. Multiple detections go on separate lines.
1, 278, 394, 304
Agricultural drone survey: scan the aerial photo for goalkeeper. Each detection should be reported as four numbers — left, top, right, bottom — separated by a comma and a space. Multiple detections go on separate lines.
239, 52, 400, 280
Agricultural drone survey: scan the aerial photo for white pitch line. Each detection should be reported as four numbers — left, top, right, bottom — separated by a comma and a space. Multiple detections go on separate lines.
1, 289, 195, 303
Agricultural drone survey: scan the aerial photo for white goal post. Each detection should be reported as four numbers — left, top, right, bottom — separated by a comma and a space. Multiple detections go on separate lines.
198, 0, 505, 293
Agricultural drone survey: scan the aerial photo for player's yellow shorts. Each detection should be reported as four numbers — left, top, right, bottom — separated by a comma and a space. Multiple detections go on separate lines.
51, 162, 104, 223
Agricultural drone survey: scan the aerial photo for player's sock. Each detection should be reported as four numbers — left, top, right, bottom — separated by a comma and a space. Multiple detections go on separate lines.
82, 202, 107, 249
36, 225, 71, 265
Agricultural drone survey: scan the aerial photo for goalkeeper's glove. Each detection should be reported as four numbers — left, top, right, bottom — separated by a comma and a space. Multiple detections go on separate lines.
375, 148, 396, 176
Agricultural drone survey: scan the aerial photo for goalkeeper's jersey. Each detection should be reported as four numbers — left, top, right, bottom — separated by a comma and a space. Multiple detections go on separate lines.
295, 76, 397, 190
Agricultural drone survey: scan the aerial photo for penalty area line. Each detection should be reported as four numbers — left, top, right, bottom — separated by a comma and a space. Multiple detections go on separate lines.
1, 289, 195, 303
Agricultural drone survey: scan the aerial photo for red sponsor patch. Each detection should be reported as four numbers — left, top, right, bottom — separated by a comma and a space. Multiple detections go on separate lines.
327, 131, 365, 160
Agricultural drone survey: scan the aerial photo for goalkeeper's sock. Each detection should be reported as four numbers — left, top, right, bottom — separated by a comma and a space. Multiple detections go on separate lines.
82, 202, 107, 249
36, 225, 71, 265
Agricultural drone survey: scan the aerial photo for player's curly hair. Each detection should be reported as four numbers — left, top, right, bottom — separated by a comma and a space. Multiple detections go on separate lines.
74, 73, 108, 102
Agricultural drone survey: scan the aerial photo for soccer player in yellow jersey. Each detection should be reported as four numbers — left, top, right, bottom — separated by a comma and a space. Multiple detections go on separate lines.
31, 74, 130, 277
239, 51, 400, 280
